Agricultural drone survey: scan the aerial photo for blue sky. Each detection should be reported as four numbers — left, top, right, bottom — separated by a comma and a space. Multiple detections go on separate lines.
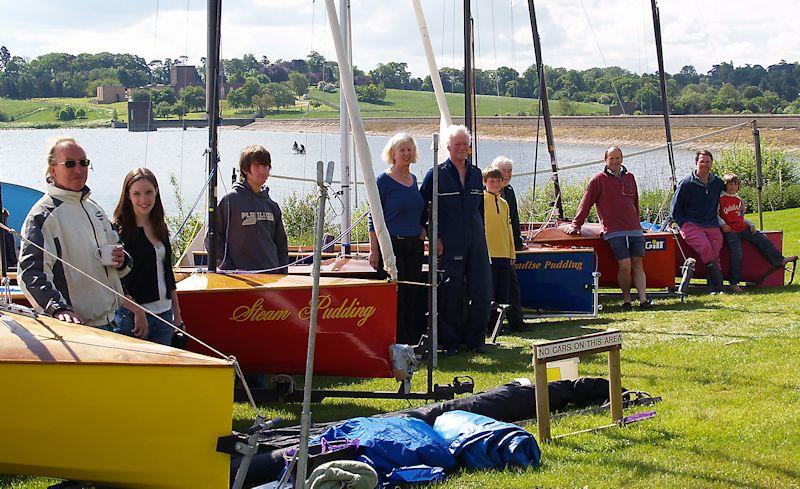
2, 0, 797, 77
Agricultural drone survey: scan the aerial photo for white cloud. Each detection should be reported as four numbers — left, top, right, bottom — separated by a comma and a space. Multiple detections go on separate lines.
1, 0, 797, 77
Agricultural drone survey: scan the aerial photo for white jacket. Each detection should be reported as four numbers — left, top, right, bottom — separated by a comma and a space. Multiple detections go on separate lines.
19, 184, 130, 327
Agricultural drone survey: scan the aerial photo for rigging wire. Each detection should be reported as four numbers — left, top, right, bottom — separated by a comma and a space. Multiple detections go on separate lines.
144, 0, 162, 164
490, 0, 503, 122
178, 0, 192, 189
577, 0, 626, 114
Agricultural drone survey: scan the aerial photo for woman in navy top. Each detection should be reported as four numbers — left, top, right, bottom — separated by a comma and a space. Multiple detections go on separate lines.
369, 132, 425, 345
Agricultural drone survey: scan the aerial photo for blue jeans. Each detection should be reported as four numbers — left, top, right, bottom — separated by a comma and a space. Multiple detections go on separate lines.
724, 230, 784, 285
114, 307, 175, 346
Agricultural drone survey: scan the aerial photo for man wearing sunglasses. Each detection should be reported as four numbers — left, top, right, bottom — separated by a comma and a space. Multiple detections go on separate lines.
19, 137, 131, 329
566, 146, 651, 310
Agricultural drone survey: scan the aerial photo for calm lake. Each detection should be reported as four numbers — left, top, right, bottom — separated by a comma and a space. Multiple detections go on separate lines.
0, 127, 697, 217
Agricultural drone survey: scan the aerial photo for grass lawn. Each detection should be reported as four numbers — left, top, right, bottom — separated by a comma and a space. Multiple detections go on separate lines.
2, 208, 799, 488
0, 97, 116, 128
1, 90, 608, 127
307, 88, 608, 118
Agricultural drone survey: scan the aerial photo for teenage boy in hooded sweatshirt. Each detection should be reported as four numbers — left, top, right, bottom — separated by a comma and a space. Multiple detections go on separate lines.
670, 150, 725, 293
210, 144, 289, 273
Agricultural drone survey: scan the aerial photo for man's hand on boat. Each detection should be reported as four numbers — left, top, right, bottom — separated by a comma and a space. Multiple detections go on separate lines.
369, 248, 380, 269
53, 308, 84, 324
565, 225, 581, 236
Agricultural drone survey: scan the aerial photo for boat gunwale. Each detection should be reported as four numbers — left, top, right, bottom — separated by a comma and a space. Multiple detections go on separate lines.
0, 358, 232, 367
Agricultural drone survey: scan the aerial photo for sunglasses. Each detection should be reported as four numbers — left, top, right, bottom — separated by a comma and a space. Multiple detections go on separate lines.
53, 159, 91, 168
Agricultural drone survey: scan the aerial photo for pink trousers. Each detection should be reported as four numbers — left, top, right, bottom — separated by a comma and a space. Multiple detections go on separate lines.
680, 222, 723, 265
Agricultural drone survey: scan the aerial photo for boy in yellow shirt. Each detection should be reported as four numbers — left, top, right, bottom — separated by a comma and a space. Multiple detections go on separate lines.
483, 168, 516, 335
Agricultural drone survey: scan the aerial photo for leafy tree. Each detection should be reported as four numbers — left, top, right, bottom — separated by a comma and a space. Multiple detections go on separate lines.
355, 82, 386, 103
180, 85, 205, 111
57, 107, 76, 121
286, 58, 308, 74
264, 82, 296, 107
741, 86, 762, 99
0, 46, 10, 69
674, 65, 700, 86
711, 83, 742, 111
154, 101, 173, 118
264, 64, 289, 83
556, 98, 578, 116
287, 71, 309, 96
225, 86, 249, 108
172, 102, 188, 117
252, 92, 275, 117
369, 62, 411, 89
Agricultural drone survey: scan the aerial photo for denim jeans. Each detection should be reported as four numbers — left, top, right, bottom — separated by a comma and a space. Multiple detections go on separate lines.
114, 307, 175, 346
724, 229, 784, 285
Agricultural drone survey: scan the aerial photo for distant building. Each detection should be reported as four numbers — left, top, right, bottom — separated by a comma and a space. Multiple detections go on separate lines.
96, 86, 126, 104
609, 102, 637, 116
170, 65, 201, 94
127, 100, 155, 132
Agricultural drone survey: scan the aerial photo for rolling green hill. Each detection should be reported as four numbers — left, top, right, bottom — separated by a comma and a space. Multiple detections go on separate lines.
0, 97, 116, 128
1, 89, 609, 126
304, 87, 608, 119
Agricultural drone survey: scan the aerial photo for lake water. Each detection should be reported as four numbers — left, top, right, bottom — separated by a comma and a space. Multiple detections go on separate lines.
0, 127, 698, 217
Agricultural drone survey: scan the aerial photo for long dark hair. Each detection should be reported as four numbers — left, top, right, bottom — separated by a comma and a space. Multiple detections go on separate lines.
113, 168, 169, 244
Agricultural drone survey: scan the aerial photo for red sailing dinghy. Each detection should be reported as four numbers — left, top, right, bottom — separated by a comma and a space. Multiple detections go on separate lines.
177, 273, 397, 378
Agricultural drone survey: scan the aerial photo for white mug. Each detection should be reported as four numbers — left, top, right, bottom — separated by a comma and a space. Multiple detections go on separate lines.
95, 244, 120, 266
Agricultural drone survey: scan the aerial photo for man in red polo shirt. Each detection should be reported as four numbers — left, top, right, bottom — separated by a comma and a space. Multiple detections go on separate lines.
567, 146, 650, 310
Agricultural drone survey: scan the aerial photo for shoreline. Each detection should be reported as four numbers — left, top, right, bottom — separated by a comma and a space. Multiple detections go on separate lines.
242, 119, 800, 154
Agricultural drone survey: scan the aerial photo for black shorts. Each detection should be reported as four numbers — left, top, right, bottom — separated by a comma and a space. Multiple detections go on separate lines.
606, 235, 645, 260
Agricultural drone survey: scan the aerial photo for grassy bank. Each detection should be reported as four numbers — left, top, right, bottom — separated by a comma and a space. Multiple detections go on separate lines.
0, 97, 116, 128
2, 89, 607, 127
3, 207, 799, 488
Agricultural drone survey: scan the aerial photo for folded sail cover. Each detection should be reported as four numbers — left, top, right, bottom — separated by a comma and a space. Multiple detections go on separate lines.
432, 410, 541, 469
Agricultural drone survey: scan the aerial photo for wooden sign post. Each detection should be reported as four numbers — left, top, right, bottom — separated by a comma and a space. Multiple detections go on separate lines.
533, 329, 623, 441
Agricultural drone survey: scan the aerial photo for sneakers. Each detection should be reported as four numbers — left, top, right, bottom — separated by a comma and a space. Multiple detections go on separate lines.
730, 284, 744, 294
639, 299, 653, 309
621, 302, 633, 311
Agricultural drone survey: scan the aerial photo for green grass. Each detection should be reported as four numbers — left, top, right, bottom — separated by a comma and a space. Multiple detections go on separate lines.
3, 208, 800, 488
0, 97, 116, 128
2, 89, 608, 127
305, 88, 608, 119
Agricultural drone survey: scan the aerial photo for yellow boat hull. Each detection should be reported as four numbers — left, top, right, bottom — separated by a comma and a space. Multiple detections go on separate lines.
0, 311, 234, 488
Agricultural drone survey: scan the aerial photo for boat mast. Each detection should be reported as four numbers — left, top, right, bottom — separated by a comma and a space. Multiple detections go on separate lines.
526, 0, 564, 220
206, 0, 222, 272
463, 0, 476, 164
0, 183, 7, 280
411, 0, 452, 156
339, 0, 351, 254
651, 0, 676, 190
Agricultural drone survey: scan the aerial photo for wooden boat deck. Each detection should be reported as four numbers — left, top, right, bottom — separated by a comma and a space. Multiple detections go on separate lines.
175, 269, 386, 291
0, 310, 230, 367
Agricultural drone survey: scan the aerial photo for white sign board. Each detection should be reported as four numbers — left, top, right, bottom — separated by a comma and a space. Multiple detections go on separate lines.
535, 330, 622, 361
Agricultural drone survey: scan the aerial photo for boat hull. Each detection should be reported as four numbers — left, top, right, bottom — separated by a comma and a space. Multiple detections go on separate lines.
515, 247, 597, 314
674, 230, 785, 286
526, 224, 677, 288
0, 310, 233, 489
176, 273, 397, 377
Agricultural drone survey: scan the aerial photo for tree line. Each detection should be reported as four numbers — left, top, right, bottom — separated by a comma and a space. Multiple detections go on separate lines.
1, 45, 799, 115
